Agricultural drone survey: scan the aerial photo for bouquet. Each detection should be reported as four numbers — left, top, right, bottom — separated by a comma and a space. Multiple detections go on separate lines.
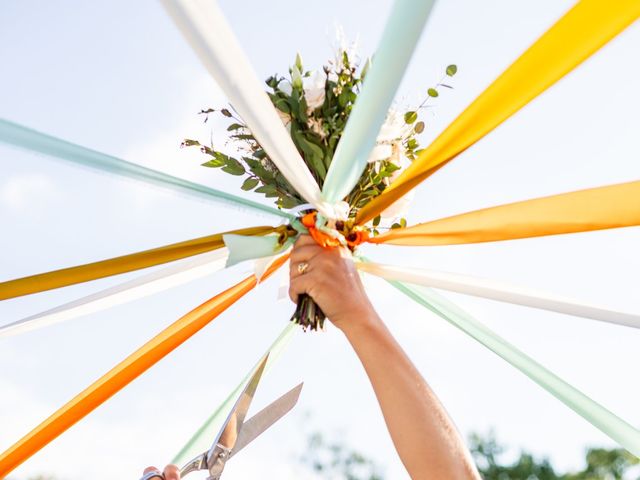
182, 40, 457, 330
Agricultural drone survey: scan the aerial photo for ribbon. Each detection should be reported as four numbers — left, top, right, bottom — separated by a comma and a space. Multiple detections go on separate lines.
159, 0, 330, 215
358, 261, 640, 330
0, 249, 228, 339
172, 322, 297, 464
356, 0, 640, 223
321, 0, 436, 203
0, 119, 291, 220
0, 225, 277, 300
383, 276, 640, 457
368, 181, 640, 246
224, 233, 295, 268
0, 255, 289, 478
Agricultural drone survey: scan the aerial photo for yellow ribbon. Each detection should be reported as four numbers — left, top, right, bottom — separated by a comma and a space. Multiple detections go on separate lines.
357, 0, 640, 224
370, 181, 640, 246
0, 225, 279, 300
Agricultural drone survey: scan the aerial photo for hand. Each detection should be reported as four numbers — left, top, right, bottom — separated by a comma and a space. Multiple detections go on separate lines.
288, 235, 377, 332
141, 464, 180, 480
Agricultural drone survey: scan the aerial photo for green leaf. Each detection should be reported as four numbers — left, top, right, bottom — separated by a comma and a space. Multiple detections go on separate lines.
221, 108, 233, 117
227, 123, 244, 131
232, 134, 255, 141
446, 64, 458, 76
404, 111, 417, 124
400, 217, 407, 228
428, 88, 439, 98
279, 195, 300, 209
265, 75, 279, 89
221, 156, 245, 175
291, 127, 327, 179
391, 222, 402, 229
255, 185, 279, 198
181, 139, 201, 148
372, 215, 381, 227
273, 98, 290, 113
201, 157, 225, 168
414, 121, 425, 134
241, 177, 259, 191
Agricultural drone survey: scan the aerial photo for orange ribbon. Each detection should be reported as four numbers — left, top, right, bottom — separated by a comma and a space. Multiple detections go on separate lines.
0, 254, 289, 478
368, 181, 640, 246
301, 212, 369, 250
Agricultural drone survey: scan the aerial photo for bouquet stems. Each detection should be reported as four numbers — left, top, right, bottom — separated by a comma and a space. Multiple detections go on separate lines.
290, 293, 326, 331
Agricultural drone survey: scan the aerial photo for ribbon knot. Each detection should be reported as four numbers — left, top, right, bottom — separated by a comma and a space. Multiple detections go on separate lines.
300, 212, 369, 250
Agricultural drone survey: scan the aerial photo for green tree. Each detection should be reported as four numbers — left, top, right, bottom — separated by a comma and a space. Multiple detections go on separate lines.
302, 431, 640, 480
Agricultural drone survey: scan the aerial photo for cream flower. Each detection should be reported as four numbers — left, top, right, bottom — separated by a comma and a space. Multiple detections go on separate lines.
303, 70, 327, 112
278, 79, 293, 96
367, 110, 407, 163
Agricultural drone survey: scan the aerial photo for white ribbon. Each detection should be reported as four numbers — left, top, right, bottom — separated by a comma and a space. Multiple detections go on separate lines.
159, 0, 332, 216
357, 262, 640, 329
0, 249, 229, 338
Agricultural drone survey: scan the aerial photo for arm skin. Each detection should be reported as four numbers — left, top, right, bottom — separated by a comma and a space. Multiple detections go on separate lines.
289, 235, 480, 480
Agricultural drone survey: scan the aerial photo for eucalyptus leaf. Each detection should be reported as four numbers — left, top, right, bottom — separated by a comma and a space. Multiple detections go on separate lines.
241, 177, 259, 191
404, 111, 418, 124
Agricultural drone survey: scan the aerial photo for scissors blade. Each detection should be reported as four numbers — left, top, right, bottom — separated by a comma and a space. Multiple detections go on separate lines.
230, 382, 303, 459
206, 353, 269, 463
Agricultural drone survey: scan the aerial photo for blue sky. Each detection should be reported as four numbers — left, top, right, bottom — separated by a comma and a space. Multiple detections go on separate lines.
1, 1, 639, 479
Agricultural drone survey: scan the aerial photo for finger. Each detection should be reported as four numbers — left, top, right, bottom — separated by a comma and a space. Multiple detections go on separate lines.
289, 247, 323, 277
290, 242, 323, 262
289, 270, 326, 303
142, 466, 164, 479
163, 464, 180, 480
294, 234, 316, 247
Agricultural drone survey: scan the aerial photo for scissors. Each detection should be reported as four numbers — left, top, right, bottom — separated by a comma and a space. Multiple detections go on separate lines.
178, 354, 303, 479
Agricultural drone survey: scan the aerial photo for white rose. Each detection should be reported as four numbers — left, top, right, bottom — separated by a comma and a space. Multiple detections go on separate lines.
367, 110, 408, 163
378, 110, 406, 142
303, 70, 326, 112
278, 80, 293, 96
366, 143, 393, 163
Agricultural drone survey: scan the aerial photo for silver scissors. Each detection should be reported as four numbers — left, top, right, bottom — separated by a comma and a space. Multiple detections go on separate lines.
179, 354, 303, 479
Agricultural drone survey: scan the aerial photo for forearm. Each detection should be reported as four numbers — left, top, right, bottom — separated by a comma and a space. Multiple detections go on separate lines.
341, 310, 479, 480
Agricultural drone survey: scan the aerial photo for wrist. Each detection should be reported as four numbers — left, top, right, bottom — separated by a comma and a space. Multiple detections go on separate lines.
333, 303, 383, 338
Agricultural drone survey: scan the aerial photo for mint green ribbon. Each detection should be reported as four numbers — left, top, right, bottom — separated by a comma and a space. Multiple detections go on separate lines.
387, 278, 640, 457
223, 234, 295, 267
0, 118, 293, 220
321, 0, 437, 203
172, 322, 298, 464
223, 219, 305, 267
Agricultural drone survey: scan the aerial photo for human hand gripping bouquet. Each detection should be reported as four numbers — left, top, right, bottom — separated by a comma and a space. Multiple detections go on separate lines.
182, 42, 457, 330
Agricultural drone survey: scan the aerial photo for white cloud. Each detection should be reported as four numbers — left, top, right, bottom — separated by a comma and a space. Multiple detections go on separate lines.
0, 174, 57, 212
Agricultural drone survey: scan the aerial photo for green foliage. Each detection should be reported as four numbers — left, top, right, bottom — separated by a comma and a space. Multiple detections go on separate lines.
446, 64, 458, 76
470, 432, 640, 480
302, 431, 640, 480
301, 432, 384, 480
182, 47, 458, 221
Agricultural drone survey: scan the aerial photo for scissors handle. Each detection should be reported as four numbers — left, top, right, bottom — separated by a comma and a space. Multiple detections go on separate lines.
179, 452, 207, 477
